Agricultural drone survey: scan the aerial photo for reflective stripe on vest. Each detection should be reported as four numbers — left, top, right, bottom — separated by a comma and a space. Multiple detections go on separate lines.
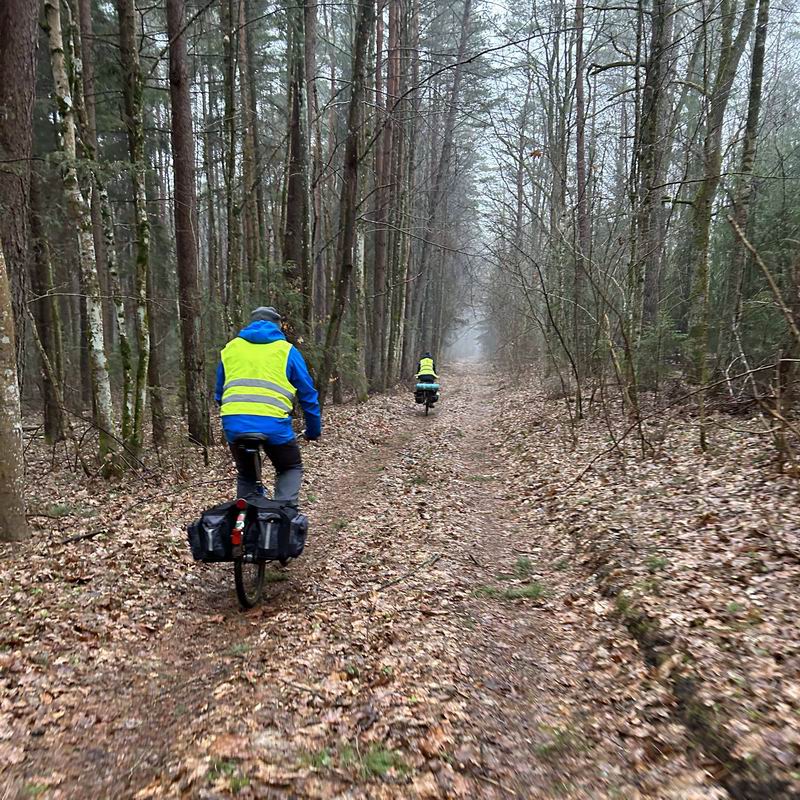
220, 338, 296, 418
417, 357, 436, 376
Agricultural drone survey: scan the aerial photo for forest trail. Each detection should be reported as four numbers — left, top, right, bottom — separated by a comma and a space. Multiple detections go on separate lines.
4, 366, 732, 799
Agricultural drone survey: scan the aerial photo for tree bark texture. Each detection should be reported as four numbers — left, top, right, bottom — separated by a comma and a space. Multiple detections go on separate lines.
167, 0, 212, 447
117, 0, 151, 458
44, 0, 117, 466
0, 0, 38, 385
0, 240, 29, 542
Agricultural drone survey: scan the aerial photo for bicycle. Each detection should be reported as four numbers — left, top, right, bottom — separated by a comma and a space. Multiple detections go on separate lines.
414, 381, 440, 415
233, 433, 300, 607
229, 433, 309, 609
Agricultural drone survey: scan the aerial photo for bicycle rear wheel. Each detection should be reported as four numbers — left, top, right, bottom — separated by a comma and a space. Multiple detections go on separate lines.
234, 558, 266, 608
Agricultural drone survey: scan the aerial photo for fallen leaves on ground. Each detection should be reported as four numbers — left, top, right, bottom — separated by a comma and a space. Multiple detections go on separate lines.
4, 366, 793, 798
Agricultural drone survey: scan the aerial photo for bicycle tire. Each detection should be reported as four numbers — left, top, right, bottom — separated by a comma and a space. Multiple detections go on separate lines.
234, 558, 266, 609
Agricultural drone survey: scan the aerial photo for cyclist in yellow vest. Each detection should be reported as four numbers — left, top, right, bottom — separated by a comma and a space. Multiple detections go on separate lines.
416, 352, 438, 382
214, 307, 321, 506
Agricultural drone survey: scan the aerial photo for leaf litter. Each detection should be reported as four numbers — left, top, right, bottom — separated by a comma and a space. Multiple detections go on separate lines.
2, 366, 793, 798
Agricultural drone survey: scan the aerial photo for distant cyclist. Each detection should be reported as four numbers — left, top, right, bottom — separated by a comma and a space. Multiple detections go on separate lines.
215, 306, 321, 507
415, 352, 439, 383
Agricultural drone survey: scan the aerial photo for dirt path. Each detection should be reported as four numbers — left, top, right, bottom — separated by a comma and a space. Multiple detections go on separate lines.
3, 366, 728, 799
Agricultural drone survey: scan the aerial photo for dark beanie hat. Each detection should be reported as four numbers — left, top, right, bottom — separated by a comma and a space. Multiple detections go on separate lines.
251, 306, 282, 323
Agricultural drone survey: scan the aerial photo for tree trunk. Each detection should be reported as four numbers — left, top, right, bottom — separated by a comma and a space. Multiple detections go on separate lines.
730, 0, 770, 358
638, 0, 675, 330
317, 0, 375, 407
200, 58, 223, 339
369, 3, 388, 388
0, 241, 28, 542
44, 0, 117, 468
238, 0, 261, 306
117, 0, 151, 458
167, 0, 211, 447
283, 0, 312, 334
75, 0, 114, 350
573, 0, 590, 384
0, 0, 38, 387
71, 0, 133, 438
30, 175, 66, 443
686, 0, 757, 448
307, 0, 327, 337
222, 0, 242, 333
146, 260, 168, 450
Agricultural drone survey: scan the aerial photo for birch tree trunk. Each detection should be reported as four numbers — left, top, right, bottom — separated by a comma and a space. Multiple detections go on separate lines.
75, 0, 113, 349
44, 0, 117, 468
72, 0, 133, 438
167, 0, 212, 447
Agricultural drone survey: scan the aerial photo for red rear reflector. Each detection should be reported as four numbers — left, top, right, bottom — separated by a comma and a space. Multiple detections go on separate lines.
236, 499, 247, 510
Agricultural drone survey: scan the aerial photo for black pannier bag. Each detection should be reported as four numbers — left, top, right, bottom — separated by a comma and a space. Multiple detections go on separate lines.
187, 500, 238, 562
289, 513, 308, 558
188, 497, 309, 563
245, 497, 309, 562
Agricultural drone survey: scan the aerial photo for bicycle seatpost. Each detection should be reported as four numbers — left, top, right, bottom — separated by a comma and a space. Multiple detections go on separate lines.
253, 446, 263, 494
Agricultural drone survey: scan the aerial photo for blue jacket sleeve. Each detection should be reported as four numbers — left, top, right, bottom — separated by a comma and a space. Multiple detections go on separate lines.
287, 347, 322, 438
214, 361, 225, 405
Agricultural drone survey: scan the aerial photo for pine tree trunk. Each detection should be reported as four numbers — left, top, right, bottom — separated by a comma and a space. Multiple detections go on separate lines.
45, 0, 117, 468
369, 4, 387, 387
238, 0, 261, 306
222, 0, 242, 332
167, 0, 211, 447
0, 0, 38, 388
283, 0, 313, 334
200, 58, 223, 339
307, 0, 327, 337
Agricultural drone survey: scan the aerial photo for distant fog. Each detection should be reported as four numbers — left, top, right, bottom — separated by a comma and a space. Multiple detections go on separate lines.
446, 313, 483, 362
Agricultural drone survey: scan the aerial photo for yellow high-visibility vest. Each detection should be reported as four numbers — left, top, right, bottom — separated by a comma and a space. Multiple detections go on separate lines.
220, 338, 296, 418
416, 357, 437, 378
